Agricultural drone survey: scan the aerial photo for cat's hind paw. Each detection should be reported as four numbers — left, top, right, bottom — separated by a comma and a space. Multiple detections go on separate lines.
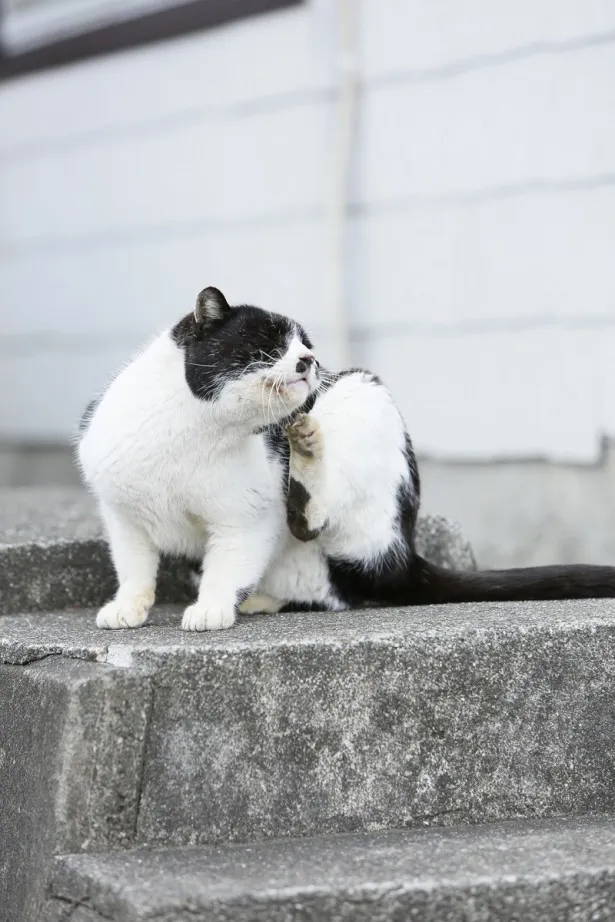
285, 414, 323, 460
238, 592, 283, 615
181, 601, 236, 632
96, 592, 153, 630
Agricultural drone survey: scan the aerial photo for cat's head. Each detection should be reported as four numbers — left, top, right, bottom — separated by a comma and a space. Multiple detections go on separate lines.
172, 286, 320, 427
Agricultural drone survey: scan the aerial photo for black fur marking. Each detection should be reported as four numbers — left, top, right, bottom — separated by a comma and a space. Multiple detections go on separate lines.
403, 432, 421, 513
287, 477, 322, 542
280, 599, 330, 612
336, 367, 382, 386
327, 495, 415, 607
263, 424, 289, 469
78, 397, 101, 434
405, 556, 615, 605
172, 298, 313, 402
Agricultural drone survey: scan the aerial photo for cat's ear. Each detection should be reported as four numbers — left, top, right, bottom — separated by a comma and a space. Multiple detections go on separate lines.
194, 287, 231, 327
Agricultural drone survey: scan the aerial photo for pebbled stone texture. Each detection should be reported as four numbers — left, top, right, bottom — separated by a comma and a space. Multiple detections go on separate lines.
45, 815, 615, 921
414, 512, 476, 571
0, 656, 152, 922
0, 488, 476, 614
3, 601, 615, 848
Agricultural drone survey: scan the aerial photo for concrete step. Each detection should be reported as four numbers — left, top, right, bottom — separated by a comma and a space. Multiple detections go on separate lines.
4, 600, 615, 919
44, 815, 615, 921
0, 487, 476, 613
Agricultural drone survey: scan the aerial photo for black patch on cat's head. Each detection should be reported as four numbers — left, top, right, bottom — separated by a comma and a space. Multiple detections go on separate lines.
171, 287, 313, 401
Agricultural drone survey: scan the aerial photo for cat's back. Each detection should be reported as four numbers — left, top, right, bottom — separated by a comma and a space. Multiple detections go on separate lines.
78, 331, 201, 489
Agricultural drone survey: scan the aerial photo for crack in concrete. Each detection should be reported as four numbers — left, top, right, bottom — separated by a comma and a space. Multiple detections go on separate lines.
131, 681, 155, 844
49, 892, 114, 921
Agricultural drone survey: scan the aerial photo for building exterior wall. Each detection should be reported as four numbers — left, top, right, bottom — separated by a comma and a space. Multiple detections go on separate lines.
1, 0, 615, 464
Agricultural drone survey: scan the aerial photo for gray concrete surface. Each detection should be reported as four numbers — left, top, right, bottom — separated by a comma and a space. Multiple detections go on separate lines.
0, 488, 476, 613
2, 485, 614, 922
45, 816, 615, 921
3, 601, 615, 851
0, 657, 151, 922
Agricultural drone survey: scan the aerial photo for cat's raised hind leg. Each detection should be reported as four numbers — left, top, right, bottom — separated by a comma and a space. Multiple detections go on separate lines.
285, 413, 327, 542
96, 502, 159, 629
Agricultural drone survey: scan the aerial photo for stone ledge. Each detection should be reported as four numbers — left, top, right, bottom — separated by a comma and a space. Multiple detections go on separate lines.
3, 602, 615, 850
0, 488, 476, 614
0, 657, 151, 921
45, 815, 615, 921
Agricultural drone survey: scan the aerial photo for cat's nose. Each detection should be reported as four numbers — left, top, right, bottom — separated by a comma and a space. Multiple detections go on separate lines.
296, 355, 315, 374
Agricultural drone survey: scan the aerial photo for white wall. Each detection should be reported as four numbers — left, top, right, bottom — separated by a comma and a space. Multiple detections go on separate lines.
1, 0, 615, 461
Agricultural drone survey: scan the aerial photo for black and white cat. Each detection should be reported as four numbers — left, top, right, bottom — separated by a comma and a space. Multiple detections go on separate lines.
78, 286, 615, 631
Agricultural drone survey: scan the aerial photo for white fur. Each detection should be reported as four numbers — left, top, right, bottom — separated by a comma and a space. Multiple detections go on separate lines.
79, 330, 317, 631
80, 333, 412, 630
260, 371, 410, 605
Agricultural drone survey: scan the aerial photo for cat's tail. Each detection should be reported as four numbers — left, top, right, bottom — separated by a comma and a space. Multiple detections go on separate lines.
405, 554, 615, 604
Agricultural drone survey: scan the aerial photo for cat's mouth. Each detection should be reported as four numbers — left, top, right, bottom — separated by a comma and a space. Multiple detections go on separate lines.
264, 373, 312, 391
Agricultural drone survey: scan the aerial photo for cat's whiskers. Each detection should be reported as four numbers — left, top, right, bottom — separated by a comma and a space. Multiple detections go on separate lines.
242, 359, 268, 376
266, 373, 278, 427
259, 380, 269, 428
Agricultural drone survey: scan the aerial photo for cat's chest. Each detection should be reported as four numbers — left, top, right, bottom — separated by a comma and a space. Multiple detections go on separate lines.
123, 437, 284, 557
190, 434, 278, 488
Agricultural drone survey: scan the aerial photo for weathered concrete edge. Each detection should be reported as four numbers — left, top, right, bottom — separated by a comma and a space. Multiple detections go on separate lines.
3, 599, 615, 671
0, 656, 153, 922
43, 872, 615, 922
44, 816, 615, 922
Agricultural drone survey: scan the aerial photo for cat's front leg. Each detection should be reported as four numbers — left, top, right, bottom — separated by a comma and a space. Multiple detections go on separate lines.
285, 414, 327, 542
96, 502, 159, 629
182, 521, 278, 631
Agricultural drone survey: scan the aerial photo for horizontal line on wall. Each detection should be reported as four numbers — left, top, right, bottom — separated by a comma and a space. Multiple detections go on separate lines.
369, 28, 615, 91
3, 171, 615, 260
3, 314, 615, 357
0, 206, 323, 258
1, 28, 614, 165
357, 172, 615, 215
0, 87, 333, 165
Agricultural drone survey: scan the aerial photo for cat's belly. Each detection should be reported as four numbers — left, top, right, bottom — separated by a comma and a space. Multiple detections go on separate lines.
260, 537, 346, 610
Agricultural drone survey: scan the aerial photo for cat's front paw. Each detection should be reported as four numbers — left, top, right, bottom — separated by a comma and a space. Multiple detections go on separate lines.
285, 414, 323, 460
96, 593, 153, 630
181, 602, 236, 632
